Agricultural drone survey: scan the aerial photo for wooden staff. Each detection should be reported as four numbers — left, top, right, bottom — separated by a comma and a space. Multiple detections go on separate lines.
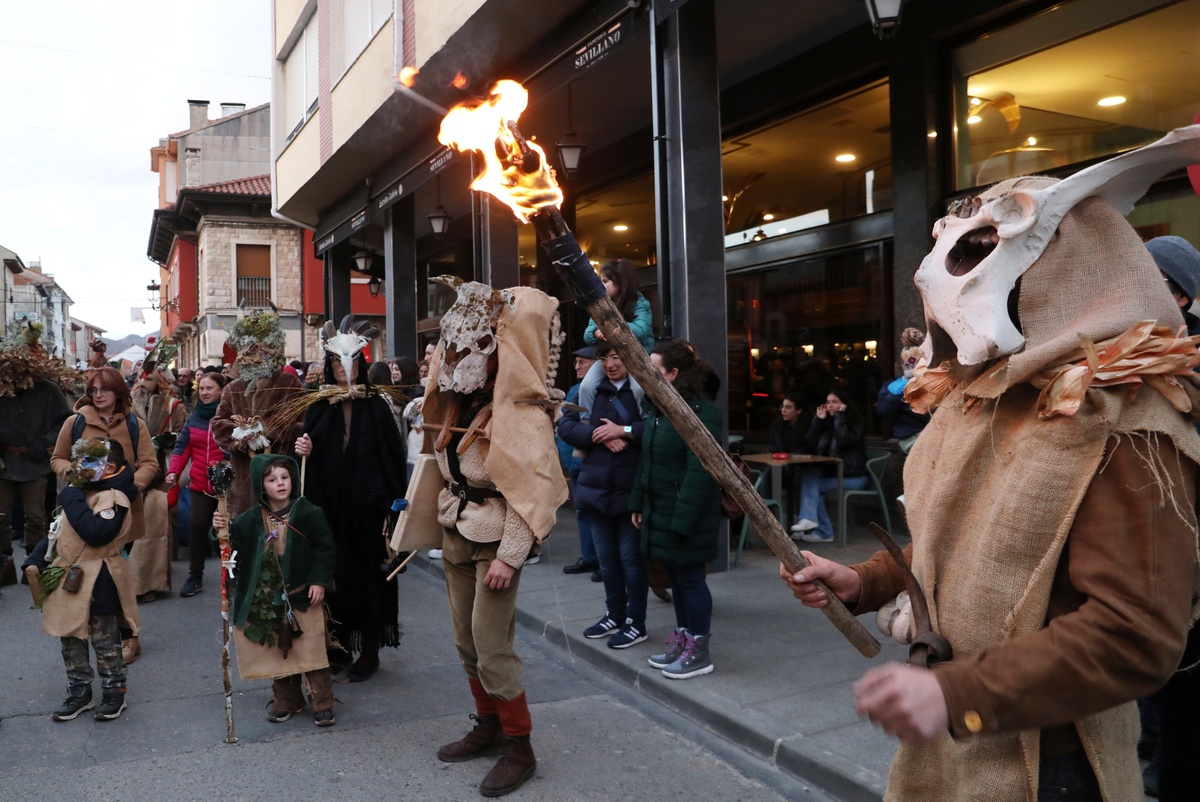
208, 460, 238, 744
532, 209, 880, 659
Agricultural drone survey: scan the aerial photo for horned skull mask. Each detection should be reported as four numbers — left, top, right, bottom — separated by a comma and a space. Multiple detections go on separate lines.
433, 275, 516, 393
320, 315, 379, 383
916, 125, 1200, 367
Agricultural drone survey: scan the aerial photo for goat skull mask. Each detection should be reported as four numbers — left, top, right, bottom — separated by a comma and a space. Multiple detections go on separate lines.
320, 315, 378, 383
915, 125, 1200, 367
434, 275, 516, 393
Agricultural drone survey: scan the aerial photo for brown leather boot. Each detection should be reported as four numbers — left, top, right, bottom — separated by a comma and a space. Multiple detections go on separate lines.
479, 735, 536, 797
437, 714, 507, 762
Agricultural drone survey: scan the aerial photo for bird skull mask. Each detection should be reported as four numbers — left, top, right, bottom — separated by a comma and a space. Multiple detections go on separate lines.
915, 125, 1200, 367
434, 275, 515, 393
320, 315, 378, 383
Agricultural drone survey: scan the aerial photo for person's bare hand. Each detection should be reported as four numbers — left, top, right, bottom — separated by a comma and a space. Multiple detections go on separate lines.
308, 585, 325, 605
212, 511, 229, 530
295, 433, 312, 457
778, 551, 861, 607
592, 418, 626, 443
484, 558, 515, 590
815, 403, 829, 419
631, 512, 642, 529
594, 330, 607, 342
164, 472, 178, 487
603, 438, 627, 453
854, 663, 949, 742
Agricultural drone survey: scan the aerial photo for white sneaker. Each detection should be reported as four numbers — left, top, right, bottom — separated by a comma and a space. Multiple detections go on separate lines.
426, 549, 443, 560
524, 554, 541, 565
798, 531, 834, 543
790, 518, 819, 533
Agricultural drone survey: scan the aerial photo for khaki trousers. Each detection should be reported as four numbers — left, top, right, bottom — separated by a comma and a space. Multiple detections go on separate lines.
441, 527, 524, 701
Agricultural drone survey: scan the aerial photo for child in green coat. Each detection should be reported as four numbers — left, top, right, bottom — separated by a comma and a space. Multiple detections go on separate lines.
212, 454, 337, 726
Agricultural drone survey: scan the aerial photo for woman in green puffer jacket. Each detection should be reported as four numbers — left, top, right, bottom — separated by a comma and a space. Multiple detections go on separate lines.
629, 339, 722, 680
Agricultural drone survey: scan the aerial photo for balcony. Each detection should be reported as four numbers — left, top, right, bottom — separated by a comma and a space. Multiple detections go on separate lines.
236, 276, 272, 308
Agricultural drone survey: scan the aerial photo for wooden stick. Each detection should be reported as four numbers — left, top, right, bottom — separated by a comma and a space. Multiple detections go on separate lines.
535, 212, 880, 659
300, 455, 307, 497
385, 548, 421, 581
215, 498, 238, 744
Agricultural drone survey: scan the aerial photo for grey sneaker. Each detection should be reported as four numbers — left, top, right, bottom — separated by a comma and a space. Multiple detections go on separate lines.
94, 691, 127, 721
583, 614, 621, 639
52, 689, 94, 721
661, 633, 713, 680
607, 619, 647, 650
648, 628, 687, 668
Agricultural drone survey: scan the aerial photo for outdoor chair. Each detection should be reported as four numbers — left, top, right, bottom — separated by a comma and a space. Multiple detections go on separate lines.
823, 447, 892, 547
734, 468, 782, 566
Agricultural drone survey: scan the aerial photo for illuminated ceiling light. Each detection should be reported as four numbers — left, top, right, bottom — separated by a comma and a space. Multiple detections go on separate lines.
776, 227, 788, 234
967, 115, 982, 125
927, 131, 937, 138
969, 97, 982, 106
1097, 96, 1126, 107
1025, 137, 1038, 146
835, 153, 856, 163
721, 194, 728, 202
752, 228, 767, 242
762, 213, 774, 221
612, 224, 628, 232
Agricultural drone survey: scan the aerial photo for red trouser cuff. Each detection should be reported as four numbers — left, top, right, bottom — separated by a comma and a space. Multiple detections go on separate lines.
494, 691, 532, 737
469, 677, 499, 717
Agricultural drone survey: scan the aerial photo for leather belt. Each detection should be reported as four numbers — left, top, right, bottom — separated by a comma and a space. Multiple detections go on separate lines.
447, 481, 503, 505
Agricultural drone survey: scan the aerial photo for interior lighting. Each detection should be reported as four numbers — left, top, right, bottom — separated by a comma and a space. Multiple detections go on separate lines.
762, 213, 774, 221
970, 97, 982, 106
1025, 137, 1038, 146
835, 154, 856, 163
612, 224, 628, 232
927, 131, 937, 138
1097, 96, 1126, 107
967, 115, 982, 125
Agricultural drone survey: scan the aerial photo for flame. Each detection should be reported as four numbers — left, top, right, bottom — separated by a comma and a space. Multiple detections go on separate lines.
437, 79, 562, 223
398, 67, 419, 87
451, 71, 468, 89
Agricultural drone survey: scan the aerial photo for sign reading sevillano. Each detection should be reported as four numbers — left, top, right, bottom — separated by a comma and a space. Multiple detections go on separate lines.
573, 12, 633, 73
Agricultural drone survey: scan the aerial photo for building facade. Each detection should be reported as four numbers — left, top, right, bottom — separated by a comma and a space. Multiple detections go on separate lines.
270, 0, 1200, 437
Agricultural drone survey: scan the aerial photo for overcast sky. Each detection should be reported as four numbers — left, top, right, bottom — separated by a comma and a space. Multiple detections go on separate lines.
0, 1, 272, 339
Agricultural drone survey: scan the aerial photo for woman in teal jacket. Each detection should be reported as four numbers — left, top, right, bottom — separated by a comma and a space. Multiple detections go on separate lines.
629, 339, 722, 680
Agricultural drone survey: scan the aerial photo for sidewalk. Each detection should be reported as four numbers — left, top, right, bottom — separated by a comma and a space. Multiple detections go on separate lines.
414, 507, 907, 802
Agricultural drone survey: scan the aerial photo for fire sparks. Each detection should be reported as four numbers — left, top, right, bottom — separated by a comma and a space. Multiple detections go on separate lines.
437, 79, 563, 223
451, 72, 468, 89
398, 67, 419, 87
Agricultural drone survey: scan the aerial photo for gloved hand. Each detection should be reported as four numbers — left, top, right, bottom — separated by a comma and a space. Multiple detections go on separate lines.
887, 376, 910, 396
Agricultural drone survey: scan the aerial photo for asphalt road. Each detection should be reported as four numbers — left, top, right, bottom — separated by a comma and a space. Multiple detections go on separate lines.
0, 555, 840, 802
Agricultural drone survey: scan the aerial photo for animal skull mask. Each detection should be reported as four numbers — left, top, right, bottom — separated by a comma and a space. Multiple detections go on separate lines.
916, 125, 1200, 367
320, 315, 378, 383
434, 275, 515, 393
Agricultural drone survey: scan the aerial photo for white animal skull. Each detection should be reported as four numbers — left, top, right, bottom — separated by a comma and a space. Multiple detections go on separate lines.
916, 125, 1200, 366
320, 315, 378, 383
434, 276, 515, 393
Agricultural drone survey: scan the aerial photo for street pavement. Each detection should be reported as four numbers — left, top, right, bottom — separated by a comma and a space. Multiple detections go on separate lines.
0, 519, 871, 802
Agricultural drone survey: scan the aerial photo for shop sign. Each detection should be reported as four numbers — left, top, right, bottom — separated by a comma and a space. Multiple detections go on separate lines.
573, 11, 634, 73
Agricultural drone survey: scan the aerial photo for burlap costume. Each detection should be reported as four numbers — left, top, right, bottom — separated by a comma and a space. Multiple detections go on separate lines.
128, 384, 186, 594
41, 486, 140, 640
889, 180, 1200, 801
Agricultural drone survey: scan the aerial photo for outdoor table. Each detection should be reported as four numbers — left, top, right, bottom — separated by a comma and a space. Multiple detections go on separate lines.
742, 453, 844, 546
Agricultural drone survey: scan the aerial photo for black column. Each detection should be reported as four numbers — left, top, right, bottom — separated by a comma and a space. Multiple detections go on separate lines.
323, 241, 353, 324
473, 193, 520, 289
887, 30, 942, 351
383, 196, 418, 360
651, 0, 730, 568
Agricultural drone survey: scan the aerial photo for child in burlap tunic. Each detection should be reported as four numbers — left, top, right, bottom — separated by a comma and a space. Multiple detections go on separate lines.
213, 454, 336, 726
27, 439, 139, 722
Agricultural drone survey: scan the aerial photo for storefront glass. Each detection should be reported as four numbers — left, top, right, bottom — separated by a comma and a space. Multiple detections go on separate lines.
952, 0, 1200, 190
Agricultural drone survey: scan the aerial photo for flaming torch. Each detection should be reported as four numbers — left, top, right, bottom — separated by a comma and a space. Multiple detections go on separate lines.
438, 81, 879, 658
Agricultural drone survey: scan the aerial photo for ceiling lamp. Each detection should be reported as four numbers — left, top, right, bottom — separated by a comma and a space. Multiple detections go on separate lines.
1097, 96, 1126, 107
613, 224, 628, 232
835, 154, 856, 163
555, 82, 587, 180
353, 249, 374, 274
367, 275, 383, 298
864, 0, 906, 39
427, 174, 451, 235
752, 229, 767, 242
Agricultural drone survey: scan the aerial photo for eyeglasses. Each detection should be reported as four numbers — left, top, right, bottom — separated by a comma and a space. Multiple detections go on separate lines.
87, 387, 114, 396
598, 355, 623, 365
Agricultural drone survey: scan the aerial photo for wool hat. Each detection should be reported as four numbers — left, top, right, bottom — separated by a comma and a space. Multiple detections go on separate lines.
572, 345, 598, 360
1147, 235, 1200, 306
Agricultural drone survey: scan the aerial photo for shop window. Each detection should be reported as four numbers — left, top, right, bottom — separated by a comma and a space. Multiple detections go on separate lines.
723, 81, 892, 244
952, 0, 1200, 190
727, 244, 886, 437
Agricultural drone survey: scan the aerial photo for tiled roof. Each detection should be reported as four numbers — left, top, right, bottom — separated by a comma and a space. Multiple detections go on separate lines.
189, 174, 271, 196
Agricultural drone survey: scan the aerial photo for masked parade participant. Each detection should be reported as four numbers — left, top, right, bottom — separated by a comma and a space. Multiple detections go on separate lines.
780, 128, 1200, 801
128, 358, 187, 603
0, 322, 73, 586
419, 277, 568, 798
210, 310, 303, 518
291, 316, 407, 682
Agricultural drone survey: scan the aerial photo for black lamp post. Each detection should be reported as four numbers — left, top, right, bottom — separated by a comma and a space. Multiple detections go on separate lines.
864, 0, 906, 38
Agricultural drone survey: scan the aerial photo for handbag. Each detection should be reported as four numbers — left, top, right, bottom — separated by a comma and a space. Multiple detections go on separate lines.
720, 453, 755, 519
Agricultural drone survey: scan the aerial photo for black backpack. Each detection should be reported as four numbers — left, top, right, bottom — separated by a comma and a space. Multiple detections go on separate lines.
70, 413, 139, 454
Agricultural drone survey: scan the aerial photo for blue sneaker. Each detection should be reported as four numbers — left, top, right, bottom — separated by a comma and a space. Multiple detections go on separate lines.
583, 614, 621, 639
607, 619, 648, 650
